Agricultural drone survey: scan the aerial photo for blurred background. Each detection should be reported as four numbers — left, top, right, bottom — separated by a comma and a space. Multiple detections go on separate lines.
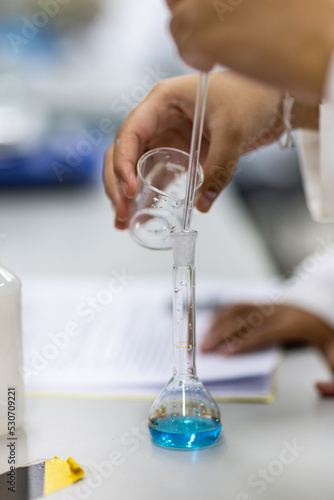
0, 0, 333, 283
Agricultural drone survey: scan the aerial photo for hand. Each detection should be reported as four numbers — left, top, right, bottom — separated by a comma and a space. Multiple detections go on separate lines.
201, 302, 334, 396
104, 70, 286, 229
166, 0, 334, 103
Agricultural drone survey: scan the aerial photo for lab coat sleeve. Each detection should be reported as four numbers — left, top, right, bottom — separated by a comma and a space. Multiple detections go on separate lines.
297, 51, 334, 221
282, 251, 334, 331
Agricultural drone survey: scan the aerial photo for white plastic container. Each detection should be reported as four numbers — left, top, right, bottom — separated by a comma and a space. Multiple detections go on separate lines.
0, 265, 24, 436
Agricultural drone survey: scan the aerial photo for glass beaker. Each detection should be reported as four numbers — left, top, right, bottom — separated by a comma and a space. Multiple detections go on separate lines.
129, 147, 203, 250
148, 229, 222, 448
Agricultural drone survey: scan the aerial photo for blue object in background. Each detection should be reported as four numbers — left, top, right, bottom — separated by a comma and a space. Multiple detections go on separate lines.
0, 133, 110, 188
0, 21, 116, 188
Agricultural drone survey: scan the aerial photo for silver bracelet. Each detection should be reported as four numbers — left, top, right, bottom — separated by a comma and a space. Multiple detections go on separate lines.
278, 91, 295, 149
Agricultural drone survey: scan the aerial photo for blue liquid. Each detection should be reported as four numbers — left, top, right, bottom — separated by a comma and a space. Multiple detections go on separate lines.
149, 416, 222, 449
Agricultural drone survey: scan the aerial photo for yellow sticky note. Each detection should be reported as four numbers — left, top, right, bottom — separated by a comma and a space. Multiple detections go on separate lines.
44, 457, 84, 495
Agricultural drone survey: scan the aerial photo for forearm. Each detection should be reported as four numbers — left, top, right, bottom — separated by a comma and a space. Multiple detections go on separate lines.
203, 22, 334, 105
169, 0, 334, 105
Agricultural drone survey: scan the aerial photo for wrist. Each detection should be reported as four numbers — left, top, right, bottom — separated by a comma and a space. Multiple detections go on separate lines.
291, 100, 319, 131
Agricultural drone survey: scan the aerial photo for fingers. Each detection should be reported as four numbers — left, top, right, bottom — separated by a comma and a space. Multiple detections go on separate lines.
196, 134, 240, 212
201, 303, 334, 356
315, 381, 334, 397
103, 89, 164, 228
165, 0, 180, 8
201, 303, 280, 355
106, 112, 149, 197
167, 0, 215, 72
103, 129, 140, 229
201, 301, 334, 397
321, 341, 334, 373
103, 144, 134, 228
315, 342, 334, 397
194, 70, 280, 213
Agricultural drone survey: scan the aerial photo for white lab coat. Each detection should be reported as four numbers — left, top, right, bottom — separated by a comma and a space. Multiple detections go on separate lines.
297, 52, 334, 221
283, 251, 334, 330
278, 53, 334, 329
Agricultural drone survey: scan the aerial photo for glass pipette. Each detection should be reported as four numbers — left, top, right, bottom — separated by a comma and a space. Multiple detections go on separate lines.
182, 71, 208, 231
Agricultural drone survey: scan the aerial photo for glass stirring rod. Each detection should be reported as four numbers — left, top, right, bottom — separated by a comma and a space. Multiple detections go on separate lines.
182, 72, 208, 231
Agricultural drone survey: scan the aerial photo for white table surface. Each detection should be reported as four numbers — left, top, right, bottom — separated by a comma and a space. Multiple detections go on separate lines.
0, 347, 333, 500
0, 182, 277, 280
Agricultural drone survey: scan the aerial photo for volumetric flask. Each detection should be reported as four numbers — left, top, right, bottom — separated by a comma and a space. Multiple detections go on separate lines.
129, 148, 203, 250
148, 230, 222, 448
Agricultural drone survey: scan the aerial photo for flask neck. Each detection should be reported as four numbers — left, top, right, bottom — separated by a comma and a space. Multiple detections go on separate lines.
171, 230, 198, 379
172, 264, 197, 377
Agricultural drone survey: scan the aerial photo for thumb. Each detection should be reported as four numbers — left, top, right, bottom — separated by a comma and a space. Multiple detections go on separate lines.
195, 134, 241, 212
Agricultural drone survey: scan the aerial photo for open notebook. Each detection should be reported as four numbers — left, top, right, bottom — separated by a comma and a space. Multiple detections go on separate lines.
22, 276, 281, 402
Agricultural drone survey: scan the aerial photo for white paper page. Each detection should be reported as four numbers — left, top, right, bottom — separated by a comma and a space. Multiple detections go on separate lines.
22, 276, 281, 395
